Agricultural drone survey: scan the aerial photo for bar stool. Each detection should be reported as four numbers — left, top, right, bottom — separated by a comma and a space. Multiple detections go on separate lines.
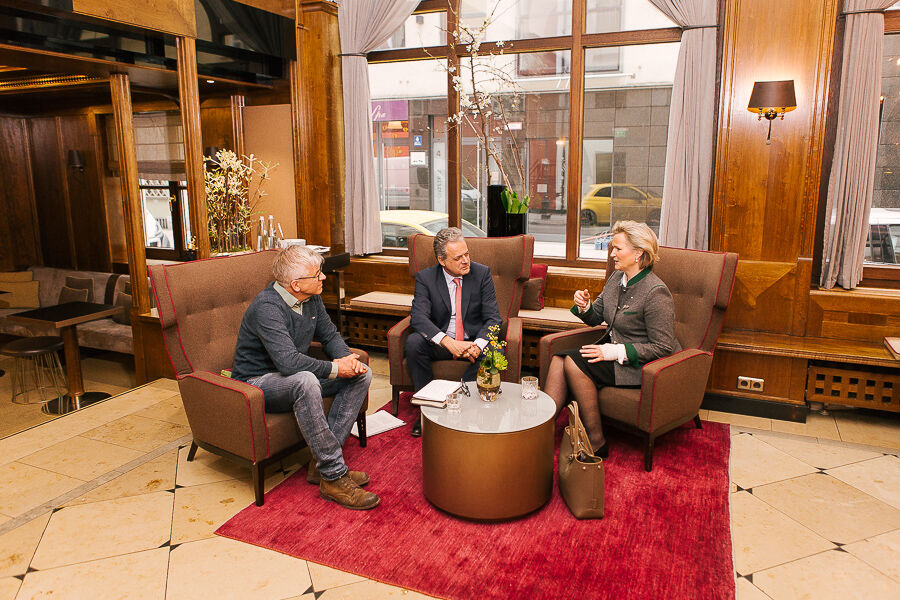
1, 336, 67, 410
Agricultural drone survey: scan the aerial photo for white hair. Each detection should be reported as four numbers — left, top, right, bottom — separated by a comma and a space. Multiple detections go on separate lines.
272, 245, 324, 286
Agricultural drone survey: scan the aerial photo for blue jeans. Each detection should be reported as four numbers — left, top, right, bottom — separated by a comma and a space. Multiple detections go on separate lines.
248, 369, 372, 481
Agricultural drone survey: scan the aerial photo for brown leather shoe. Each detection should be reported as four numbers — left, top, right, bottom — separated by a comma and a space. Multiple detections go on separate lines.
320, 474, 380, 510
306, 461, 369, 487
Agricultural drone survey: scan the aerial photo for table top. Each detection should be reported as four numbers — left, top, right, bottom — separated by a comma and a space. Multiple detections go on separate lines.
421, 381, 556, 435
7, 302, 120, 328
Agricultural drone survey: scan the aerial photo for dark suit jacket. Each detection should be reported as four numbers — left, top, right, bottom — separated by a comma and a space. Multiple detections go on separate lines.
409, 262, 501, 343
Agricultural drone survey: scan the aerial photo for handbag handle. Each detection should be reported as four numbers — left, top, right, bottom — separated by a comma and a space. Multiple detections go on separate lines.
566, 402, 595, 458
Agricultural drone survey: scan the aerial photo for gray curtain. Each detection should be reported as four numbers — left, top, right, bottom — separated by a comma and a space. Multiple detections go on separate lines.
820, 0, 895, 289
338, 0, 419, 255
650, 0, 718, 250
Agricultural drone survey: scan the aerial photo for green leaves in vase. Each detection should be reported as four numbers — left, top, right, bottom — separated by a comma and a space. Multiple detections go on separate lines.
500, 189, 530, 214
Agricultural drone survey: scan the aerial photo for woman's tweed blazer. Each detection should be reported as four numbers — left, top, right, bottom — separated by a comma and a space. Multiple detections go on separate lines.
573, 267, 681, 386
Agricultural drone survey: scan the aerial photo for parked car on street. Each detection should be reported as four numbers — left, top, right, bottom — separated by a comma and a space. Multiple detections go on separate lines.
580, 183, 662, 229
380, 210, 486, 248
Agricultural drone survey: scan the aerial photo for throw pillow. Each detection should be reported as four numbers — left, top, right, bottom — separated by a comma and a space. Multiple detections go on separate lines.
58, 285, 89, 305
112, 291, 132, 325
0, 271, 34, 283
521, 263, 548, 310
0, 280, 40, 309
65, 276, 94, 303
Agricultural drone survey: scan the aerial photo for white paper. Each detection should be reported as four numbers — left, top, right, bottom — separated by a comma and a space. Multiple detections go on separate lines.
413, 379, 462, 402
350, 410, 406, 438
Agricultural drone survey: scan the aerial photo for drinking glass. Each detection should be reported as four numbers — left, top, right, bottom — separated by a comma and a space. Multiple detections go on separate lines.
521, 376, 539, 399
446, 391, 461, 412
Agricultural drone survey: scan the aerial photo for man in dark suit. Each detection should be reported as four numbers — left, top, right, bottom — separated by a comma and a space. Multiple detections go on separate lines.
406, 227, 501, 436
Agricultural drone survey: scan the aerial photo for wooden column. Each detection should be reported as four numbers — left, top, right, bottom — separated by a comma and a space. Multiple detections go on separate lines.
177, 36, 210, 258
446, 1, 461, 229
231, 94, 246, 158
109, 73, 150, 314
564, 0, 586, 262
292, 0, 345, 251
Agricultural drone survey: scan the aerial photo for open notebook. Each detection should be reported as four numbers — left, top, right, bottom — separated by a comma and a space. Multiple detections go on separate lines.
350, 410, 406, 438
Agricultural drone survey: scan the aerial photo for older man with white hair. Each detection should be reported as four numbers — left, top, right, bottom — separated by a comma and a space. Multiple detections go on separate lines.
232, 245, 379, 510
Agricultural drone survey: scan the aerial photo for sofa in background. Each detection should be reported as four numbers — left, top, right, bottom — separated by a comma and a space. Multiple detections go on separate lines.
0, 266, 135, 355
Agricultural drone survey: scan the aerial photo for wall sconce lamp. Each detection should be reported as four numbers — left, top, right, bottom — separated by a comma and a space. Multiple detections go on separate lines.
67, 150, 85, 173
747, 80, 796, 144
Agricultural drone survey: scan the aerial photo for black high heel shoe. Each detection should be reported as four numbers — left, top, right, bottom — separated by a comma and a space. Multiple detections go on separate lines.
595, 442, 609, 460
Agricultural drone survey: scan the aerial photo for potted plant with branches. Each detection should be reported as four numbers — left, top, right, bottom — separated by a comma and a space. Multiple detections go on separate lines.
433, 6, 530, 235
204, 149, 277, 254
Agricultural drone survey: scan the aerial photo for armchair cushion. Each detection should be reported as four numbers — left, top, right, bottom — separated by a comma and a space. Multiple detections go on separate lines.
521, 263, 548, 310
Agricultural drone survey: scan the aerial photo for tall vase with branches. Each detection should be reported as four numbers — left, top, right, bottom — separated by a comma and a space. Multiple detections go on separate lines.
204, 149, 277, 254
431, 5, 530, 215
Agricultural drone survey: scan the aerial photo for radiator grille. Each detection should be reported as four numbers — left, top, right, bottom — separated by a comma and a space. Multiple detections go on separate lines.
808, 365, 898, 412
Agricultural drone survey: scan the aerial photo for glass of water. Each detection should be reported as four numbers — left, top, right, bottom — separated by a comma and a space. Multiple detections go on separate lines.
446, 391, 461, 412
521, 376, 539, 399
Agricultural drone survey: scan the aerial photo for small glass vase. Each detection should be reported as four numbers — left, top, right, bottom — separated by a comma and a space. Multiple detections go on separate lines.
476, 367, 502, 402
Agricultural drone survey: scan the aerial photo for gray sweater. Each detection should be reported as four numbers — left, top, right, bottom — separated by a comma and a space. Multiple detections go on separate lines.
573, 267, 681, 386
232, 283, 349, 382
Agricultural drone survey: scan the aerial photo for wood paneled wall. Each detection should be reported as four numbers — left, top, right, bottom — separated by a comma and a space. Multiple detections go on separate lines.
0, 117, 39, 270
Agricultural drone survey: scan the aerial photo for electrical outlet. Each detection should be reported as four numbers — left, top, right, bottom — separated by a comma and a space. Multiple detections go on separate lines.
737, 376, 764, 393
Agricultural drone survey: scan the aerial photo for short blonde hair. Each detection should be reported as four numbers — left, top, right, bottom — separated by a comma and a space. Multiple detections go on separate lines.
612, 220, 659, 269
272, 245, 324, 286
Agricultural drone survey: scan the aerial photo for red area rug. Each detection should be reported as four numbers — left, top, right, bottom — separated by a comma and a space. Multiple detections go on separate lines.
217, 396, 734, 599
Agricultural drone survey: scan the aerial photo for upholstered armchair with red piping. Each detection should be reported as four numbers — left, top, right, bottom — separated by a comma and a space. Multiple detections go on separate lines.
388, 234, 534, 415
149, 250, 368, 506
538, 247, 738, 471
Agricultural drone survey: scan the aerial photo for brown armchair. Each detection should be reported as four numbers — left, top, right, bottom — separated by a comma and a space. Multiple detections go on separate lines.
539, 247, 738, 471
149, 250, 368, 506
388, 234, 534, 415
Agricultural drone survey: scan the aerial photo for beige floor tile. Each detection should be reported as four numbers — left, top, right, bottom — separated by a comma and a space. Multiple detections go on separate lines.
843, 528, 900, 582
729, 433, 818, 490
0, 577, 19, 600
317, 579, 434, 599
175, 444, 250, 487
81, 379, 130, 399
730, 491, 834, 574
707, 411, 772, 431
754, 549, 900, 600
80, 355, 137, 389
753, 473, 900, 544
30, 491, 173, 570
147, 377, 179, 392
834, 411, 900, 451
770, 412, 841, 441
367, 353, 388, 376
64, 450, 178, 507
16, 548, 168, 600
171, 479, 258, 544
0, 462, 84, 516
81, 414, 190, 452
752, 432, 882, 470
736, 578, 773, 600
167, 536, 311, 600
698, 409, 710, 420
307, 561, 366, 591
827, 455, 900, 510
0, 513, 50, 577
134, 394, 189, 427
108, 383, 180, 406
18, 435, 144, 482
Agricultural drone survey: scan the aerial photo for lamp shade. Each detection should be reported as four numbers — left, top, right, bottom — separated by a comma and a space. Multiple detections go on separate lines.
67, 149, 84, 169
747, 80, 797, 114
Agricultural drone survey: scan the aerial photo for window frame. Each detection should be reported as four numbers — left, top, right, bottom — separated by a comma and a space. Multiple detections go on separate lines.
367, 0, 682, 266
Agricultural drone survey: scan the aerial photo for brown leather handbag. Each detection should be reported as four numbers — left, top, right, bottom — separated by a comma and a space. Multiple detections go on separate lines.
558, 402, 605, 519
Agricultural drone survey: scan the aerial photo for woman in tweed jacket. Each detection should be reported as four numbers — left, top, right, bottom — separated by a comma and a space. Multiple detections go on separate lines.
544, 221, 680, 458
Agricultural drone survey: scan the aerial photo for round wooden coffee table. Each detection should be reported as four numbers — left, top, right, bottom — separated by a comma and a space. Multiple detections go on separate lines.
420, 381, 556, 520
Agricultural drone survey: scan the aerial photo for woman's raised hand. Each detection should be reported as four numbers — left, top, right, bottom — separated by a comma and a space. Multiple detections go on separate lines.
574, 289, 591, 311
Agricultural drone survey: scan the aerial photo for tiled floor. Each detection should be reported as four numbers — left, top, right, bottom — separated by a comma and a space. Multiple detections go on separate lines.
0, 353, 898, 599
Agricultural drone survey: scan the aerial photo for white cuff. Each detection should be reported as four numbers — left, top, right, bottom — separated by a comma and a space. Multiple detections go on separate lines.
432, 332, 447, 346
615, 344, 626, 364
475, 338, 488, 351
328, 362, 339, 379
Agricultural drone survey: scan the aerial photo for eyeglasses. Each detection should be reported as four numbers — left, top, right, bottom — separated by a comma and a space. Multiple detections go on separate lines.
292, 269, 322, 281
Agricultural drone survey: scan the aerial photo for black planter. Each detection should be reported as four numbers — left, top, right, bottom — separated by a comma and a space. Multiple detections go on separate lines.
486, 184, 528, 237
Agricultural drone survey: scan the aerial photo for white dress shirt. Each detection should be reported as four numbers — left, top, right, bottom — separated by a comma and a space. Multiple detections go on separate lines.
431, 269, 488, 351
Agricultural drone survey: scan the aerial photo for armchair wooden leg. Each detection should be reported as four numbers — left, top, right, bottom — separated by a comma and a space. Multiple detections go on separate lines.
391, 387, 401, 416
357, 414, 367, 448
694, 414, 703, 429
644, 436, 654, 472
252, 463, 265, 506
186, 441, 198, 462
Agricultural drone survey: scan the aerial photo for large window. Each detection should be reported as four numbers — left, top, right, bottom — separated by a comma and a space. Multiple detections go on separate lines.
870, 32, 900, 267
368, 0, 680, 263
